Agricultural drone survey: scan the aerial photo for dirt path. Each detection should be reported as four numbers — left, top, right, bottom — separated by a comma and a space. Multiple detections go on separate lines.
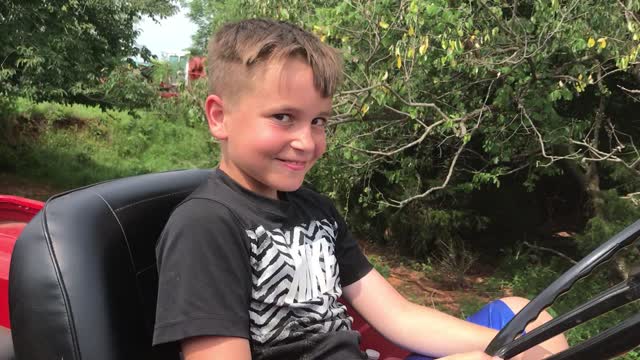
0, 173, 65, 201
360, 241, 500, 317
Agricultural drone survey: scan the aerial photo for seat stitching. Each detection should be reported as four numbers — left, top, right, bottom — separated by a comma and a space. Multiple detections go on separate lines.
137, 263, 155, 275
90, 190, 160, 341
89, 190, 137, 277
113, 190, 192, 213
41, 201, 83, 359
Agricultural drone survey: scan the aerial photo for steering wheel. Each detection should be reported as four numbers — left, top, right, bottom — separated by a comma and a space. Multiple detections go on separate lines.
485, 219, 640, 360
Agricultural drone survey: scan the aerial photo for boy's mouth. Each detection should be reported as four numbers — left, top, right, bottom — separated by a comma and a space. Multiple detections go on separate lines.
277, 158, 307, 171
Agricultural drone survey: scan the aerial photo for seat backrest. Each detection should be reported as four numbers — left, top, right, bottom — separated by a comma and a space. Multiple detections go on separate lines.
9, 169, 211, 360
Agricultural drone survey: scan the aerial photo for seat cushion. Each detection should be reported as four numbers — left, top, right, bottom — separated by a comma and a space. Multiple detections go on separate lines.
9, 169, 211, 360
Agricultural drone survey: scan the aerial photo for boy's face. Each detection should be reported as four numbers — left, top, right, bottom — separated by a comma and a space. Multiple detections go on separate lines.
206, 57, 333, 199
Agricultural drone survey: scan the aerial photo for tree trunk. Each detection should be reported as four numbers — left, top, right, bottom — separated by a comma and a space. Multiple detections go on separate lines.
585, 95, 605, 217
587, 94, 630, 279
554, 96, 629, 278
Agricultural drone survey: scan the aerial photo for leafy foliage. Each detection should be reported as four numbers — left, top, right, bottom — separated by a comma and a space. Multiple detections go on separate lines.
97, 65, 159, 110
577, 190, 640, 254
368, 255, 391, 278
0, 0, 177, 101
188, 0, 640, 264
152, 77, 209, 126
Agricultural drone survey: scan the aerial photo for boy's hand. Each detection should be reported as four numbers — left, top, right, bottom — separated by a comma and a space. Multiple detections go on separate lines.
438, 351, 501, 360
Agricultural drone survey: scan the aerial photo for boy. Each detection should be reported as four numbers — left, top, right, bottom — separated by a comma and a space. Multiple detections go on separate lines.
153, 19, 568, 360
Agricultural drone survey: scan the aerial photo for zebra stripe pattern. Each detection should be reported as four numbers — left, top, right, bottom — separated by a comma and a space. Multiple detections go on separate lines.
247, 219, 352, 346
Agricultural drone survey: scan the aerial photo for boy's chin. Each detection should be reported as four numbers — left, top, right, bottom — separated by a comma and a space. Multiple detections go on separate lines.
275, 179, 306, 193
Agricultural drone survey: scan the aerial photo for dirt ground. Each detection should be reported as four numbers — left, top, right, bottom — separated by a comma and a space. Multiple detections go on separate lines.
359, 240, 496, 316
0, 173, 65, 201
1, 173, 495, 316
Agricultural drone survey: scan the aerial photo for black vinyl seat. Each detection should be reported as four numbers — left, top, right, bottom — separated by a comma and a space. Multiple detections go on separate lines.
9, 169, 211, 360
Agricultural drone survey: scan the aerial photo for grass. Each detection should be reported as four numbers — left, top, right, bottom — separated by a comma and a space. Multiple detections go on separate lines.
368, 254, 391, 278
1, 98, 217, 188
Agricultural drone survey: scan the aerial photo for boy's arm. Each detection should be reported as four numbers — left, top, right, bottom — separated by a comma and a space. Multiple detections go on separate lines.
182, 336, 251, 360
343, 269, 499, 358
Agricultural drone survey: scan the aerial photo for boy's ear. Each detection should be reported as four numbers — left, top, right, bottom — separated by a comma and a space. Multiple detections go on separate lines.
205, 94, 228, 140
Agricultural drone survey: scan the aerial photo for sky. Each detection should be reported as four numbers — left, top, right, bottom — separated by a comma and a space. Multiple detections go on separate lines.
135, 6, 198, 57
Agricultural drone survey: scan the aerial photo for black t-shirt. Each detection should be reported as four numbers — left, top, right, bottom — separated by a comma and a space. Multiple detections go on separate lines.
153, 169, 373, 359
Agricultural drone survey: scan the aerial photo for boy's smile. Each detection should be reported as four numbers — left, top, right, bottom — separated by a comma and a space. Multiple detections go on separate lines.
206, 57, 333, 199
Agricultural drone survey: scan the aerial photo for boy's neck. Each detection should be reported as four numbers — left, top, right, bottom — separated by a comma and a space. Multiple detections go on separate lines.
217, 159, 280, 200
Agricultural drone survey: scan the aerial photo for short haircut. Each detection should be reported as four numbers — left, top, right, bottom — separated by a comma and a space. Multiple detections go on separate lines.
206, 19, 343, 103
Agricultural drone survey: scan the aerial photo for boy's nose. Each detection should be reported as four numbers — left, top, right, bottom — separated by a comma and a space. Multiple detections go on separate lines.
290, 126, 315, 152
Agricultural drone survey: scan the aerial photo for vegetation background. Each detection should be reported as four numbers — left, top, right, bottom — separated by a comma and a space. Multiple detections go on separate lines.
2, 0, 640, 357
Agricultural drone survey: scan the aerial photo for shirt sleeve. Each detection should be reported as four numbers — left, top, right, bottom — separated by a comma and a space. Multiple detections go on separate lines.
153, 198, 252, 346
330, 202, 373, 287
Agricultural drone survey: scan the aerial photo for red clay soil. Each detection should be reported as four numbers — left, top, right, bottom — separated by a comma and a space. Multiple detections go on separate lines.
359, 240, 498, 317
0, 173, 64, 201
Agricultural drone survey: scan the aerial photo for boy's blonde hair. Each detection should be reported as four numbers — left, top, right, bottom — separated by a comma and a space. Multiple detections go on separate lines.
207, 19, 343, 103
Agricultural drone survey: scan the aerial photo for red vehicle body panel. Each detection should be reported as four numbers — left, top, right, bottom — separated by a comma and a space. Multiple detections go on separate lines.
0, 195, 410, 358
0, 196, 44, 330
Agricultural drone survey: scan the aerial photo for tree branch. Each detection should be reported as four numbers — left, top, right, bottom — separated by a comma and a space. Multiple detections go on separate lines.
523, 241, 578, 265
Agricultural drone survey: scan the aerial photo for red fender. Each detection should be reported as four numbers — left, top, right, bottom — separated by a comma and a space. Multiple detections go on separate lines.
0, 196, 44, 329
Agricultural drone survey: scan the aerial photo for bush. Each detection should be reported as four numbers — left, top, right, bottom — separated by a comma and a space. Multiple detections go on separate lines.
433, 238, 478, 288
2, 98, 217, 188
368, 255, 391, 278
151, 78, 208, 127
577, 190, 640, 254
0, 97, 19, 171
99, 65, 158, 111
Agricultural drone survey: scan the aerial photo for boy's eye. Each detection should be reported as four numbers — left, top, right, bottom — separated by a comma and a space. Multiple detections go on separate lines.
312, 117, 327, 127
273, 114, 291, 122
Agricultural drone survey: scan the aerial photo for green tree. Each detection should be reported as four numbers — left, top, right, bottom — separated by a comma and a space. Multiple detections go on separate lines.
0, 0, 177, 101
186, 0, 640, 263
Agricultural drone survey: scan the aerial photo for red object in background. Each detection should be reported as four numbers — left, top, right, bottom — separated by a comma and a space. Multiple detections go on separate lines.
159, 92, 178, 98
159, 81, 179, 98
0, 196, 44, 329
188, 56, 206, 81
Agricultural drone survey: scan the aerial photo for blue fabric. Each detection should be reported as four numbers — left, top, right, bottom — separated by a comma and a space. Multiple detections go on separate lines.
404, 300, 515, 360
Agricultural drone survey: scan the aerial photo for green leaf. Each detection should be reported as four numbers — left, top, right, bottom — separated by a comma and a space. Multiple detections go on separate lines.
426, 4, 439, 16
573, 38, 587, 51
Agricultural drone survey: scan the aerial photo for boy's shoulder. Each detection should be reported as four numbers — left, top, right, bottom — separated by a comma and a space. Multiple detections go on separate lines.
294, 185, 335, 209
289, 186, 348, 228
164, 171, 242, 226
157, 173, 248, 253
173, 169, 255, 212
